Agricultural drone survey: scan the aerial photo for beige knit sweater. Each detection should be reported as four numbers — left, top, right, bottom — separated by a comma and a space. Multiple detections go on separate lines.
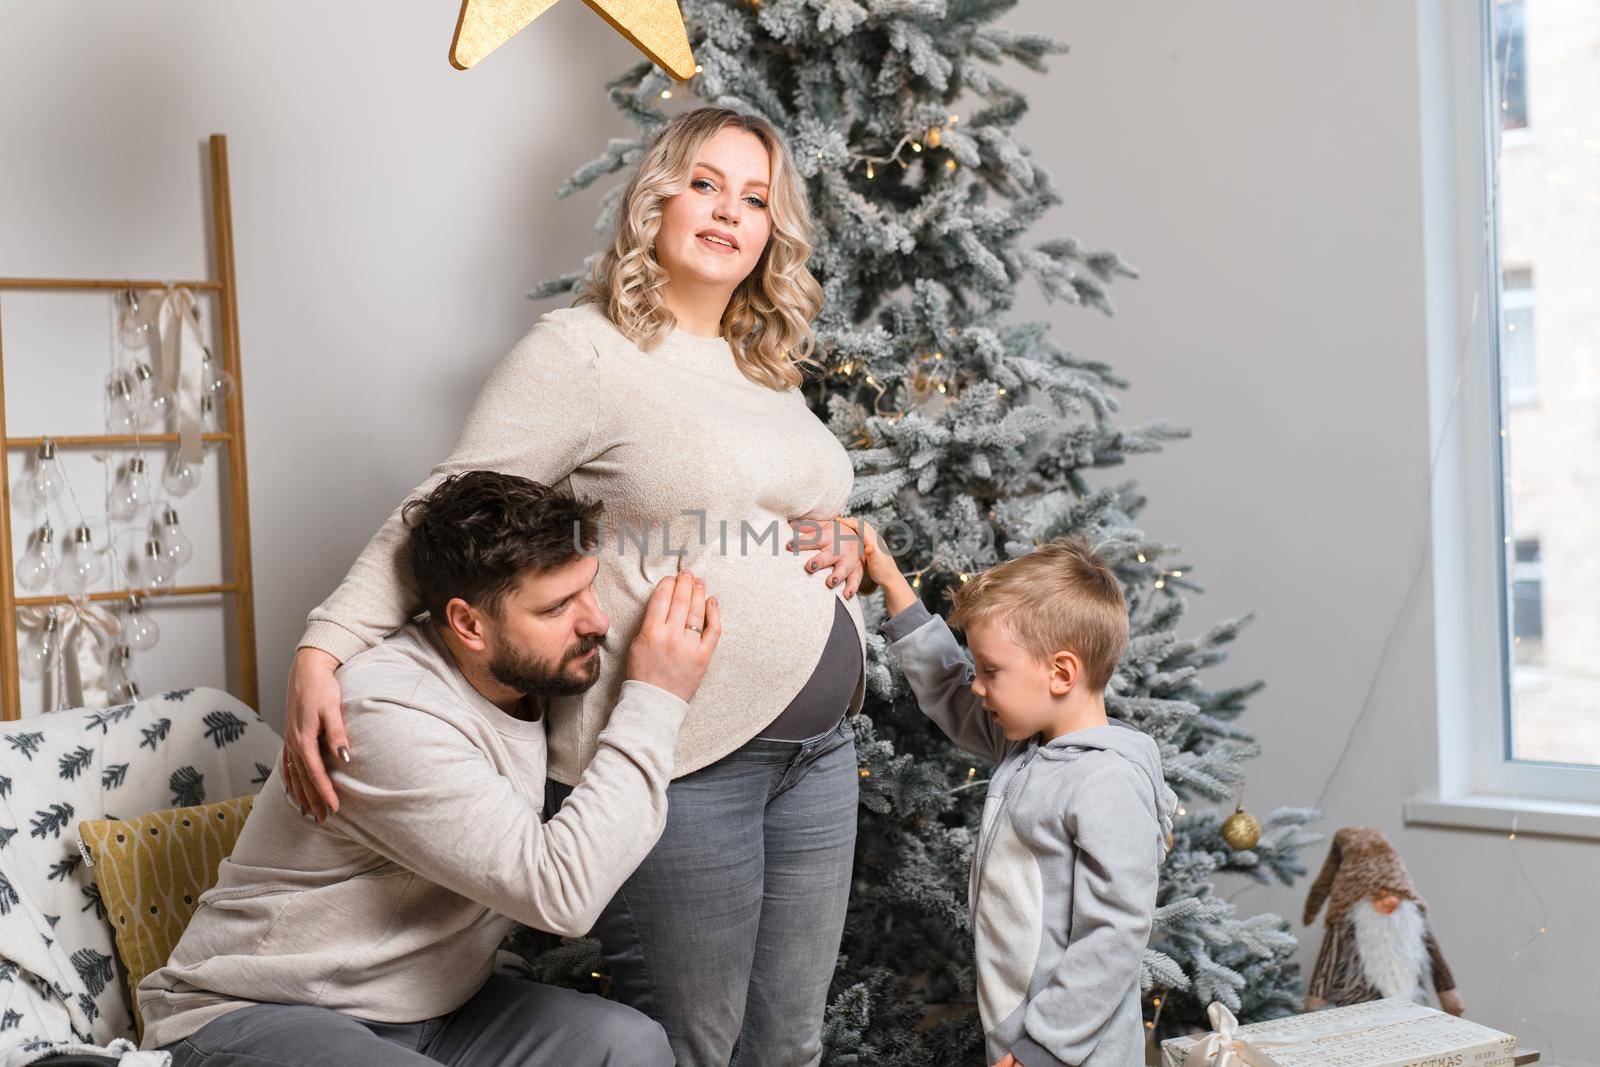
298, 302, 866, 785
139, 621, 689, 1049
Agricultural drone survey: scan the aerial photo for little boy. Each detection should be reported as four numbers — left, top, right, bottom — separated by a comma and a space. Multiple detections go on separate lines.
848, 521, 1178, 1067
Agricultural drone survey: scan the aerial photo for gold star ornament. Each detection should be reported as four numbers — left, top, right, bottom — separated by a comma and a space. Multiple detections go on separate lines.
451, 0, 696, 80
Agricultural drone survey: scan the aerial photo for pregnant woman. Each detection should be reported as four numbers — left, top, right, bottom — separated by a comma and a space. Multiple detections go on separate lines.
281, 106, 875, 1066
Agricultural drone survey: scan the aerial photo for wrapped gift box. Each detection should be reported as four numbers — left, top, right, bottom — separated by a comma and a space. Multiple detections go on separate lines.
1161, 997, 1517, 1067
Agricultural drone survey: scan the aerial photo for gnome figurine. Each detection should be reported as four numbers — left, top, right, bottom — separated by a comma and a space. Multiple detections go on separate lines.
1302, 827, 1465, 1015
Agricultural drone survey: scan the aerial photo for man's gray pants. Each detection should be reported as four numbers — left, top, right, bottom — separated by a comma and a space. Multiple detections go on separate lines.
158, 975, 674, 1066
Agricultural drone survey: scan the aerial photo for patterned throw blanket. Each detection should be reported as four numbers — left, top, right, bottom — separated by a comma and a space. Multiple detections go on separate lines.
0, 688, 280, 1066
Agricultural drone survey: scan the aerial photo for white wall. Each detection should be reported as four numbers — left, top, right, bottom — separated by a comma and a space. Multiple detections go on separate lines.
2, 1, 1590, 1059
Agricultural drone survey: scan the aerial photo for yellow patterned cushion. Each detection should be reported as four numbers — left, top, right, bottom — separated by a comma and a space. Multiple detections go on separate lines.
77, 794, 255, 1040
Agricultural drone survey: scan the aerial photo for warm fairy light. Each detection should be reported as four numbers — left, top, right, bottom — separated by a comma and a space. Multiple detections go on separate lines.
912, 141, 922, 152
661, 89, 672, 99
867, 162, 875, 179
1154, 579, 1165, 589
694, 63, 703, 73
936, 383, 947, 394
1170, 569, 1183, 577
860, 768, 871, 778
945, 158, 958, 172
911, 575, 922, 589
950, 114, 960, 123
967, 767, 976, 778
958, 573, 970, 583
997, 388, 1007, 396
1137, 552, 1147, 563
1177, 806, 1186, 816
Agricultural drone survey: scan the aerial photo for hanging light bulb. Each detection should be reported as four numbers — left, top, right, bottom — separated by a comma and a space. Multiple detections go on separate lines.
19, 611, 60, 682
122, 594, 160, 652
16, 521, 54, 591
132, 362, 175, 429
200, 394, 222, 433
157, 507, 193, 570
109, 457, 151, 520
200, 348, 234, 402
117, 289, 154, 350
106, 372, 139, 435
107, 643, 140, 702
27, 439, 66, 504
54, 524, 104, 592
133, 538, 176, 595
162, 452, 202, 497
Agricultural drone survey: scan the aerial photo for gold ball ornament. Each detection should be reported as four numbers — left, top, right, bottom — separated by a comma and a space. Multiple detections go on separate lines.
1221, 809, 1261, 851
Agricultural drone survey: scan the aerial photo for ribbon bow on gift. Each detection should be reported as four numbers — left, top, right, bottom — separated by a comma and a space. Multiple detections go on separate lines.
1182, 1002, 1289, 1067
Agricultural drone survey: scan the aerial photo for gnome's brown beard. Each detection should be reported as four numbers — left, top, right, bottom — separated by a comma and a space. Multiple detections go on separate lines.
1348, 897, 1427, 1001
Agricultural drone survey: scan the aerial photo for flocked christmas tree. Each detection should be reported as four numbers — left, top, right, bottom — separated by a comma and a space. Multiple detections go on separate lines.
513, 0, 1325, 1060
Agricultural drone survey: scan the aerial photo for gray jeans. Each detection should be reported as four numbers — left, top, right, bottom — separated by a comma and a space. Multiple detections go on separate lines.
159, 974, 672, 1066
546, 714, 858, 1067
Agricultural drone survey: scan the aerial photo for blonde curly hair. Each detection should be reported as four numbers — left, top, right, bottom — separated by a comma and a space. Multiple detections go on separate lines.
573, 106, 824, 392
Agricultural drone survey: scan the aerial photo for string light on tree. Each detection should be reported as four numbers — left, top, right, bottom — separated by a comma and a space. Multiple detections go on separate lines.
850, 115, 961, 181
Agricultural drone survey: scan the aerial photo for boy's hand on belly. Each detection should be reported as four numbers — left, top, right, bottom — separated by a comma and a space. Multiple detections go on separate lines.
833, 516, 920, 617
992, 1054, 1018, 1067
786, 515, 870, 599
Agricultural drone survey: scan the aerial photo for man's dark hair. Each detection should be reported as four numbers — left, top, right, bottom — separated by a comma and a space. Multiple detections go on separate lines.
402, 470, 603, 626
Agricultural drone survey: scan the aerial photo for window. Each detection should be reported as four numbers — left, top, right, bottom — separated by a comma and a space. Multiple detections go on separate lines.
1411, 0, 1600, 828
1490, 2, 1597, 773
1494, 0, 1528, 130
1497, 268, 1537, 407
1509, 538, 1541, 669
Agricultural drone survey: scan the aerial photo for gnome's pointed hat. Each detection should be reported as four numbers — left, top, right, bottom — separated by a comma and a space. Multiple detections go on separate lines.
1302, 826, 1426, 927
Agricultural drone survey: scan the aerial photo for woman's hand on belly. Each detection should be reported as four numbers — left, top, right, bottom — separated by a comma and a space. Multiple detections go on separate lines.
785, 515, 873, 599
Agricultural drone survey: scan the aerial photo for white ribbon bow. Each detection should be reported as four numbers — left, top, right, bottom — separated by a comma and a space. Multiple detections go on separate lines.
123, 286, 208, 463
17, 600, 122, 711
150, 284, 208, 465
1182, 1001, 1282, 1067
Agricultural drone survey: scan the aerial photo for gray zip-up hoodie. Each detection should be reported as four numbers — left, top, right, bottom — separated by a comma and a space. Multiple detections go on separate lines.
883, 601, 1178, 1067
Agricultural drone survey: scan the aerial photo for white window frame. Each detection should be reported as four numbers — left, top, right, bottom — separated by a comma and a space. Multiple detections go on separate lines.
1406, 0, 1600, 840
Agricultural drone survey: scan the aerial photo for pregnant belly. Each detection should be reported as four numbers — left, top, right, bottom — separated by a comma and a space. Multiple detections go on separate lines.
601, 529, 856, 693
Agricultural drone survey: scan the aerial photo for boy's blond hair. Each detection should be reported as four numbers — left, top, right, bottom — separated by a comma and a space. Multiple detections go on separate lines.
946, 537, 1129, 692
